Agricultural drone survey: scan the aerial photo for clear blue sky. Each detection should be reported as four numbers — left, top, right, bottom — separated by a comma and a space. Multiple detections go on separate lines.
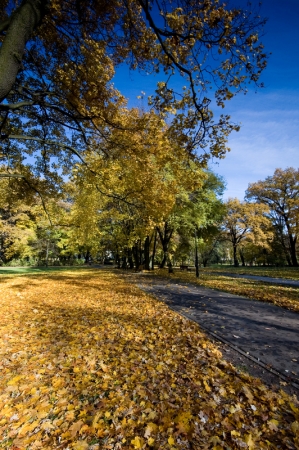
113, 0, 299, 200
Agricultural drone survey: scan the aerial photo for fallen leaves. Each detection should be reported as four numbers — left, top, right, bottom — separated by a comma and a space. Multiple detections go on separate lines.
0, 269, 299, 449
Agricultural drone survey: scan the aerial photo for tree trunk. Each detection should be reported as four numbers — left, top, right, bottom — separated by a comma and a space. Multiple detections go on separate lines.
289, 234, 298, 267
0, 0, 48, 103
132, 243, 140, 270
195, 233, 199, 278
151, 229, 157, 270
233, 245, 239, 267
121, 256, 127, 269
127, 248, 134, 269
144, 236, 150, 270
239, 248, 245, 266
157, 223, 173, 269
84, 250, 91, 264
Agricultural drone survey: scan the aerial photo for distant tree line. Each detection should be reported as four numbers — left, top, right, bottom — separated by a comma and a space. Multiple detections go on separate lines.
1, 165, 298, 268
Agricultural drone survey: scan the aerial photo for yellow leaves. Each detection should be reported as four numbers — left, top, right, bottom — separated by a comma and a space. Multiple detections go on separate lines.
69, 420, 85, 438
244, 433, 255, 449
268, 419, 279, 431
291, 421, 299, 435
72, 440, 89, 450
203, 380, 211, 392
147, 436, 155, 446
144, 422, 158, 437
168, 435, 176, 445
7, 375, 23, 386
131, 436, 144, 448
0, 270, 298, 450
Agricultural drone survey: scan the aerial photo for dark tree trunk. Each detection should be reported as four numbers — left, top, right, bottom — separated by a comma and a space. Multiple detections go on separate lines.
132, 242, 141, 270
239, 249, 245, 266
157, 223, 173, 269
289, 234, 298, 267
195, 234, 199, 278
144, 236, 150, 270
151, 229, 157, 270
127, 248, 134, 269
233, 245, 239, 267
0, 0, 48, 103
84, 250, 91, 264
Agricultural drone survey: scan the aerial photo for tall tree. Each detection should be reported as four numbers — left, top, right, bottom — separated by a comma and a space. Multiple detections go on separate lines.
222, 198, 272, 267
0, 0, 268, 186
246, 168, 299, 267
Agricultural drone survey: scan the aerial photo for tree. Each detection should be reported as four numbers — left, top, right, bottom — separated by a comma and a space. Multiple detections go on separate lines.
246, 168, 299, 267
222, 198, 272, 267
0, 0, 268, 188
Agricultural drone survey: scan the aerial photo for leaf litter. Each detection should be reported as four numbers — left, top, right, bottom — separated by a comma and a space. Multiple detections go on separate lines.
0, 270, 299, 449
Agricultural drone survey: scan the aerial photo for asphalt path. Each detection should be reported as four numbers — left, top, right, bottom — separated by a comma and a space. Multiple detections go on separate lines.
131, 274, 299, 390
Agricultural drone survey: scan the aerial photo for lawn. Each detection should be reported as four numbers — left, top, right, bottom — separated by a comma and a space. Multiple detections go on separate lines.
201, 265, 299, 281
0, 266, 88, 276
157, 269, 299, 313
0, 269, 298, 449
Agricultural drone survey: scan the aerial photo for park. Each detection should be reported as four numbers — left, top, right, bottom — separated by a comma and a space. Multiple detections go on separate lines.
1, 0, 299, 448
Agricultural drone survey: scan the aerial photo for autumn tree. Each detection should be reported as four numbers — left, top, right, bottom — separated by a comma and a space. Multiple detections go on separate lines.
156, 170, 225, 269
222, 198, 272, 267
67, 109, 206, 269
0, 0, 268, 190
246, 168, 299, 267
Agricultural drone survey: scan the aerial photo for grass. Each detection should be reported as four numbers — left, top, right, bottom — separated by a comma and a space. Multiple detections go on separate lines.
200, 264, 299, 281
156, 269, 299, 313
0, 269, 298, 449
0, 265, 89, 276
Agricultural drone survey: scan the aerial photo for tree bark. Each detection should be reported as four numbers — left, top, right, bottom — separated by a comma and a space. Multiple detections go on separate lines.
233, 245, 239, 267
195, 238, 199, 278
239, 248, 245, 266
289, 234, 298, 267
127, 248, 134, 269
151, 229, 157, 270
157, 222, 173, 269
144, 236, 150, 270
0, 0, 48, 103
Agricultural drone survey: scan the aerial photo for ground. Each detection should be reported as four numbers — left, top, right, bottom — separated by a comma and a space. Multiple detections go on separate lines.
0, 269, 299, 449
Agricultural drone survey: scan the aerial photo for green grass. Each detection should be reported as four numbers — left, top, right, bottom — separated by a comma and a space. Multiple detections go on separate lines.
0, 265, 89, 276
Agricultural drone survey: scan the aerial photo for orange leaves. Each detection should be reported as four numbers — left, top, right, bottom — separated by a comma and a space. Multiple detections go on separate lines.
0, 269, 298, 449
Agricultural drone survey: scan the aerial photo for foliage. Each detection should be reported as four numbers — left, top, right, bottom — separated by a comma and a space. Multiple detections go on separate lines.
221, 198, 273, 267
0, 0, 268, 189
1, 269, 299, 449
246, 168, 299, 267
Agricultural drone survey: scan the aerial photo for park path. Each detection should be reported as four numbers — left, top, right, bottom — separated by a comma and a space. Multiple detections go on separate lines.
123, 272, 299, 392
204, 271, 299, 288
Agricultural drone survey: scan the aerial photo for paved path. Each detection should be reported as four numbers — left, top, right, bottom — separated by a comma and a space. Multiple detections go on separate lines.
130, 274, 299, 389
206, 271, 299, 288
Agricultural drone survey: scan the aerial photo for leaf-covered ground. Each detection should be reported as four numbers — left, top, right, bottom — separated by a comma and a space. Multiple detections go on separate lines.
200, 266, 299, 281
156, 270, 299, 313
0, 270, 299, 450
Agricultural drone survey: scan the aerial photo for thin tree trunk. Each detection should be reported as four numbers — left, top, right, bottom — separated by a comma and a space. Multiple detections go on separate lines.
151, 229, 157, 270
144, 236, 150, 270
195, 232, 199, 278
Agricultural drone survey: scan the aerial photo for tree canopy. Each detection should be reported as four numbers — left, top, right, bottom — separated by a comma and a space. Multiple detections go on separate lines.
246, 168, 299, 267
0, 0, 268, 189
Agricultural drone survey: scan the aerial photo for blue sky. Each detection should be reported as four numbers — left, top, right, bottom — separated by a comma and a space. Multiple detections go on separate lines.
113, 0, 299, 200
